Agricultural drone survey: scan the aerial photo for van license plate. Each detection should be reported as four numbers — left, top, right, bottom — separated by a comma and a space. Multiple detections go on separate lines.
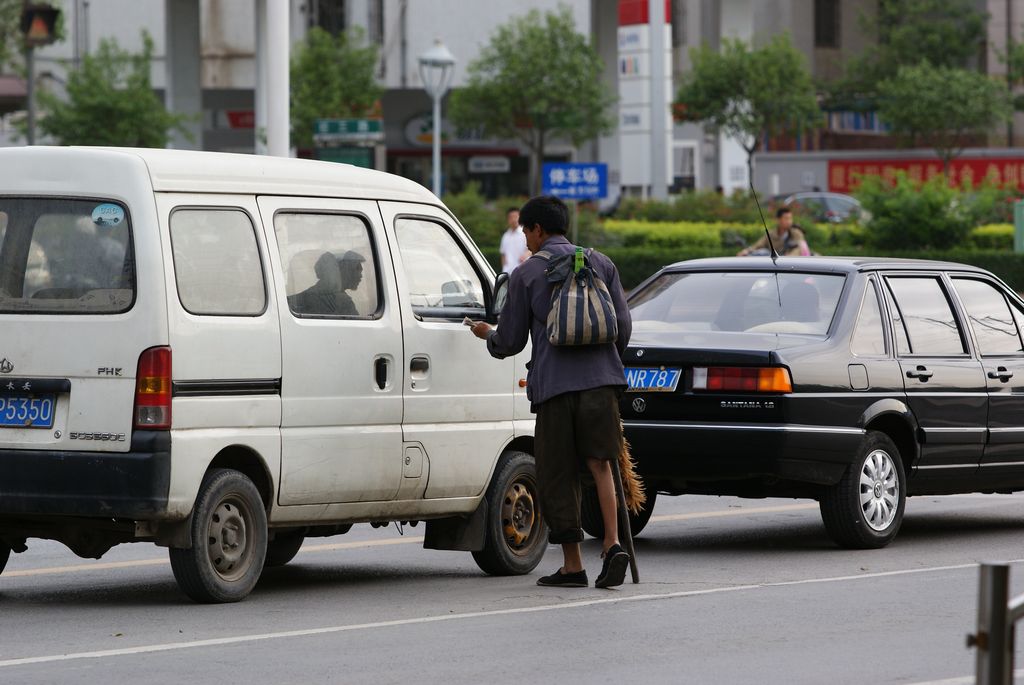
625, 367, 681, 393
0, 394, 56, 428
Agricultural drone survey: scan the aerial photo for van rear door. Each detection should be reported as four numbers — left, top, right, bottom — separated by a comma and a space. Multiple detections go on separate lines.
0, 196, 158, 455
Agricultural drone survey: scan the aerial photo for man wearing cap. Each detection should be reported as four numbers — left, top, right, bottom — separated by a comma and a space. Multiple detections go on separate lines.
335, 250, 365, 316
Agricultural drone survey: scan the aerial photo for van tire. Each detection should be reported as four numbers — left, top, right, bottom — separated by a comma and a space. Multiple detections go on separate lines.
472, 451, 547, 576
264, 531, 305, 568
169, 469, 268, 603
0, 544, 9, 575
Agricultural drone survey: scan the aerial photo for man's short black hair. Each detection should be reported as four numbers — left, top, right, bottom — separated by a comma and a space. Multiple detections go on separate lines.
519, 195, 569, 235
506, 207, 519, 215
776, 207, 792, 219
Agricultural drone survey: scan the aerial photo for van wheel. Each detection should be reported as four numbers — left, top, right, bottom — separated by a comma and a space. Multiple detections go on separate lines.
169, 469, 267, 603
820, 431, 906, 549
264, 531, 305, 568
472, 451, 547, 576
0, 544, 9, 575
581, 485, 656, 539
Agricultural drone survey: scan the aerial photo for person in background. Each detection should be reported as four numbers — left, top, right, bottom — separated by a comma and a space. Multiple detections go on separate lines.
499, 207, 528, 273
737, 207, 811, 257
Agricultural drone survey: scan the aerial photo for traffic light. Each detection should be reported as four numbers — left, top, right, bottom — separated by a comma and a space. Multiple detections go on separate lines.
20, 4, 60, 47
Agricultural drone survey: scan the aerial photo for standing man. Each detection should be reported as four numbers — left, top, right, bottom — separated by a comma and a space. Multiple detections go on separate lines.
470, 195, 633, 589
499, 207, 528, 273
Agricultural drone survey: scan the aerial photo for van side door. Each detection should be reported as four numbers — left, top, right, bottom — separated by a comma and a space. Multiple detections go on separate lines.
257, 197, 404, 505
378, 201, 515, 499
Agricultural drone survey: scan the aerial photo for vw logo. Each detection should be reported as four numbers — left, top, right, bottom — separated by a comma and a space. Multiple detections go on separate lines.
636, 349, 644, 358
0, 358, 12, 374
631, 397, 646, 413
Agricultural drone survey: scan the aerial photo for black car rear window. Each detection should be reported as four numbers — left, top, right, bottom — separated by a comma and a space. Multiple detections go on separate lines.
630, 271, 846, 336
0, 198, 134, 314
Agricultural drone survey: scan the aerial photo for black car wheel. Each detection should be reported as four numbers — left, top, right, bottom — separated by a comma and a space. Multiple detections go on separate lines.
472, 451, 547, 576
264, 531, 306, 568
169, 468, 268, 603
581, 485, 656, 540
820, 431, 905, 549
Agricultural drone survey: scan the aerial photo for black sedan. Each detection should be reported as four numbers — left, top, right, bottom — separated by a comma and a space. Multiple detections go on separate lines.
599, 256, 1024, 549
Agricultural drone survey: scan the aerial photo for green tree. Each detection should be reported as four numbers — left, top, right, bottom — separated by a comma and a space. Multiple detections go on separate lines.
290, 26, 382, 150
826, 0, 987, 111
36, 32, 188, 146
450, 7, 615, 195
673, 34, 819, 185
876, 63, 1010, 172
0, 0, 25, 72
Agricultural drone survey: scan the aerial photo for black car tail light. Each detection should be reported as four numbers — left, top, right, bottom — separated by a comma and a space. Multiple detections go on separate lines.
692, 366, 792, 393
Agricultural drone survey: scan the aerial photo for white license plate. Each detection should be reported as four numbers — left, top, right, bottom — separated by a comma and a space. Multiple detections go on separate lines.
625, 367, 682, 393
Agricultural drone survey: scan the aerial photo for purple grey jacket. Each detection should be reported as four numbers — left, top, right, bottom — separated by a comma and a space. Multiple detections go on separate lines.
485, 235, 632, 409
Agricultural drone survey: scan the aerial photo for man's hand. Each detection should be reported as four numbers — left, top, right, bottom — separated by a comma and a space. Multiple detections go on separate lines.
469, 321, 493, 340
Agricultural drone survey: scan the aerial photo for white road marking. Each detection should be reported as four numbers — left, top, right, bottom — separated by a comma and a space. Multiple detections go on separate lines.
1, 558, 1019, 669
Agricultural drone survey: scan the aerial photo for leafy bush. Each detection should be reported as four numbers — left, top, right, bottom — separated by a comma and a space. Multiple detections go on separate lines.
960, 179, 1022, 226
612, 189, 766, 224
855, 172, 972, 250
970, 224, 1013, 250
443, 183, 504, 250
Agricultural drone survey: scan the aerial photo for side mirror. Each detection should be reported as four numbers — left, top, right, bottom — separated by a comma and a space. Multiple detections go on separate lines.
488, 272, 509, 323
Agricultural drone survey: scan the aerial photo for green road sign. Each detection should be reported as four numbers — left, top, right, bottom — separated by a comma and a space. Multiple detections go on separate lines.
314, 119, 384, 144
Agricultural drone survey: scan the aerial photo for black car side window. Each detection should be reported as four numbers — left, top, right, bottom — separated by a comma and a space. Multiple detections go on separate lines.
885, 276, 967, 356
951, 278, 1023, 356
882, 282, 911, 355
851, 279, 886, 356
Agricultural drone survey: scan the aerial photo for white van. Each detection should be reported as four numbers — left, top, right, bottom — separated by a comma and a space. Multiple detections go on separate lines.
0, 146, 542, 602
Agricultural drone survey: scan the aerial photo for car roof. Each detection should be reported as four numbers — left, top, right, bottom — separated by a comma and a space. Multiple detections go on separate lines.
0, 146, 439, 205
658, 256, 992, 276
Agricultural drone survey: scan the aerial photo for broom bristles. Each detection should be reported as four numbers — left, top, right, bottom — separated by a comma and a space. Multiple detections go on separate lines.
618, 422, 646, 514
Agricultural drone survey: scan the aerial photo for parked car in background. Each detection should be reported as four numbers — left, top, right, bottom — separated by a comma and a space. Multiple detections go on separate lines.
776, 191, 865, 223
592, 256, 1024, 549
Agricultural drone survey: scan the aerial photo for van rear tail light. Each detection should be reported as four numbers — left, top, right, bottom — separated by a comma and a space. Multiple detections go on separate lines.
692, 366, 792, 393
134, 346, 171, 430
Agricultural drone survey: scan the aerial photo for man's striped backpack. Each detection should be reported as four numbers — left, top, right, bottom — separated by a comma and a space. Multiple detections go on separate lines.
535, 246, 618, 346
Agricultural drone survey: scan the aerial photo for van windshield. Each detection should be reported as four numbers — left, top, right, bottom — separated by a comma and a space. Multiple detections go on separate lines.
0, 198, 134, 314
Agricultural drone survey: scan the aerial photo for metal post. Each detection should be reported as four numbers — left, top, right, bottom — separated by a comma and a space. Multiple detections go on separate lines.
973, 563, 1012, 685
432, 93, 442, 196
265, 0, 290, 157
25, 47, 35, 145
648, 0, 668, 200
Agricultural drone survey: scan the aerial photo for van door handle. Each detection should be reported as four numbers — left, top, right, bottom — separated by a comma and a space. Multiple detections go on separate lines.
906, 366, 933, 381
988, 367, 1014, 382
374, 358, 388, 390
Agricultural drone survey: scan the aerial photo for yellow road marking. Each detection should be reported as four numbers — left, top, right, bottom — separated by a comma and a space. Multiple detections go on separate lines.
4, 502, 821, 579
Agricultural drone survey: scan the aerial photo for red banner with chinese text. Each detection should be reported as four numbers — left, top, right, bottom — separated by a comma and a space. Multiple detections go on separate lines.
828, 158, 1024, 192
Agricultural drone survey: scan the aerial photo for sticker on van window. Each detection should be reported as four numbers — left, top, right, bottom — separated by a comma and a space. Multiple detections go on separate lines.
91, 203, 125, 227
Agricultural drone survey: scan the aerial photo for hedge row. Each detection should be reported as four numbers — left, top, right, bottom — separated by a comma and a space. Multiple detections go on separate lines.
480, 246, 1024, 291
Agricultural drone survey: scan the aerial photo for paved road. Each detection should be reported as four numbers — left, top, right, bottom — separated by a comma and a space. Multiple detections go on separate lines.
2, 493, 1024, 684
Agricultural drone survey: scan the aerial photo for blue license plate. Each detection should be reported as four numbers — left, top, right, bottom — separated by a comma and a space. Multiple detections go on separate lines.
625, 367, 682, 393
0, 394, 56, 428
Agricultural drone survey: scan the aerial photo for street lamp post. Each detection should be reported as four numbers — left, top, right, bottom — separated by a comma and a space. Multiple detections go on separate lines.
417, 40, 456, 197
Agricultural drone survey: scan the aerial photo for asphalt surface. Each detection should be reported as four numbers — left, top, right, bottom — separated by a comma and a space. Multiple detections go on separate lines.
3, 493, 1024, 684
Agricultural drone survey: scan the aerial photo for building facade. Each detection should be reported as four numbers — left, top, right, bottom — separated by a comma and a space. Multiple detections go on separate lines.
12, 0, 1024, 201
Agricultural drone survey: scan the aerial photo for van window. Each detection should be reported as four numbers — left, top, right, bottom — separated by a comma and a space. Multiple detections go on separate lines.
274, 213, 381, 318
0, 198, 134, 313
170, 209, 266, 316
394, 217, 484, 320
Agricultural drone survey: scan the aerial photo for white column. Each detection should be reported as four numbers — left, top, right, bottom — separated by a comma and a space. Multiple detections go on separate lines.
254, 0, 268, 155
648, 0, 669, 199
165, 0, 202, 149
266, 0, 290, 157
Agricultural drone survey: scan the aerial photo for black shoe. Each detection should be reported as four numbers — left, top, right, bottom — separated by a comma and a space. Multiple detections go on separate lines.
536, 568, 589, 587
595, 544, 629, 589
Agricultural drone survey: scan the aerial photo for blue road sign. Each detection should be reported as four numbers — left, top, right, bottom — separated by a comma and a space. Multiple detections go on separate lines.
542, 162, 608, 200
